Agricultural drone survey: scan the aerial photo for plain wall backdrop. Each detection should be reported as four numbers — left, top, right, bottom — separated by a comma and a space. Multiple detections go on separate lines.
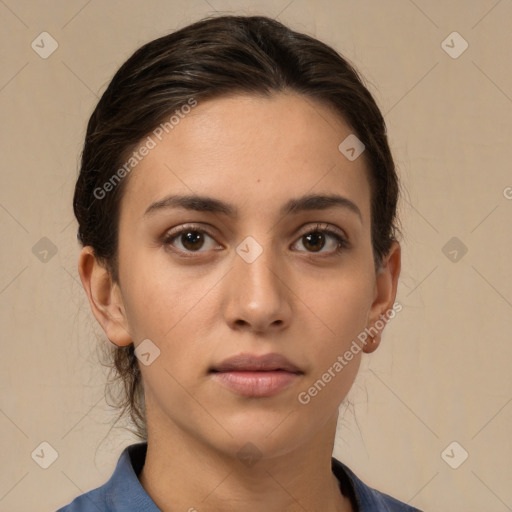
1, 1, 511, 511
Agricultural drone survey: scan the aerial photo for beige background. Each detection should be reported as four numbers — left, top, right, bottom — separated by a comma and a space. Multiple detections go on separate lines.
1, 1, 511, 511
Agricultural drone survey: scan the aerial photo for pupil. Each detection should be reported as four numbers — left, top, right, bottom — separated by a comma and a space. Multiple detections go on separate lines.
304, 232, 324, 252
182, 231, 203, 250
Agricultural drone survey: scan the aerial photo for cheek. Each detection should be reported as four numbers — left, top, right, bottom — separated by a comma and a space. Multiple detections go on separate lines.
119, 251, 205, 339
296, 270, 372, 399
302, 269, 373, 340
120, 262, 218, 392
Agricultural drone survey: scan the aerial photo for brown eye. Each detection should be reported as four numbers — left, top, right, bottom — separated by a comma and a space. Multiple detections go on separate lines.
177, 230, 206, 251
293, 225, 348, 255
302, 231, 327, 252
163, 225, 219, 256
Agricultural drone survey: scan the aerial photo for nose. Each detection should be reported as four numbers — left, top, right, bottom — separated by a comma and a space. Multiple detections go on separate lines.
222, 238, 292, 334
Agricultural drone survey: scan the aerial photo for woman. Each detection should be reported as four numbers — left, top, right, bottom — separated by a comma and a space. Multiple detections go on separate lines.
58, 14, 421, 512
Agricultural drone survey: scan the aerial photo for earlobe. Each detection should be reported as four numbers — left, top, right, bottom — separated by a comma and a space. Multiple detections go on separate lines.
77, 246, 133, 347
363, 241, 401, 354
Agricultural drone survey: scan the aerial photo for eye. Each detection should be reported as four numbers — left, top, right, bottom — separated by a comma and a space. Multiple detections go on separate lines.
162, 222, 349, 259
162, 224, 220, 257
292, 223, 349, 255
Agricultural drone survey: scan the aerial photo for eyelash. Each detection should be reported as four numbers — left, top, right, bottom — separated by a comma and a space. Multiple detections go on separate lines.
162, 223, 349, 259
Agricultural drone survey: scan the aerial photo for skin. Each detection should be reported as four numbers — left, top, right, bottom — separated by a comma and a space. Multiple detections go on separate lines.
78, 91, 401, 512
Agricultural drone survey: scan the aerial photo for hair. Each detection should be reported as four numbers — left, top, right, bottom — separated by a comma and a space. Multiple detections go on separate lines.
73, 14, 402, 440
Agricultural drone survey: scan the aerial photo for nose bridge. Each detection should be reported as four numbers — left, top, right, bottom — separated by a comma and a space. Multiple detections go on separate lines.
235, 232, 283, 300
225, 231, 291, 330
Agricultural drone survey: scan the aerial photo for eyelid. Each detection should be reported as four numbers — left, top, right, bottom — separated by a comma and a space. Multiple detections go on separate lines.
296, 222, 347, 240
162, 223, 219, 249
292, 223, 350, 254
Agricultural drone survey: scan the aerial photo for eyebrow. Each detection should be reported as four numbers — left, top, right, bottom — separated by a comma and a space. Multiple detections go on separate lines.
144, 193, 362, 223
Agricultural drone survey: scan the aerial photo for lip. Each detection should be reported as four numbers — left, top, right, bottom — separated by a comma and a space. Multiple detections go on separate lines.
211, 353, 302, 373
209, 353, 303, 398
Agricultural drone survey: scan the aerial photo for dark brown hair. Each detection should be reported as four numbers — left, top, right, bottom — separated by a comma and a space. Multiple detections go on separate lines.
73, 14, 402, 440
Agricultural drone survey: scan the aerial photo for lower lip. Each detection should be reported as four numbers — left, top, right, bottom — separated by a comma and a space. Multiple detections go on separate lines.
211, 371, 300, 397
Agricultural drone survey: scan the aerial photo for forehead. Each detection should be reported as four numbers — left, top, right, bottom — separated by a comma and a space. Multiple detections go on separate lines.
119, 91, 371, 224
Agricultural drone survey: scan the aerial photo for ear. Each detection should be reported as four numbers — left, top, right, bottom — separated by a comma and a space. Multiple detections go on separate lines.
363, 240, 401, 354
77, 246, 132, 347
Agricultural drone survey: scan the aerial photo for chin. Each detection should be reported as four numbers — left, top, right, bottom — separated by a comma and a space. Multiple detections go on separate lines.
209, 408, 314, 460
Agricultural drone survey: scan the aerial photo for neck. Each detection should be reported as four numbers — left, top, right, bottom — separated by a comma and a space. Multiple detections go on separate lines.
138, 409, 353, 512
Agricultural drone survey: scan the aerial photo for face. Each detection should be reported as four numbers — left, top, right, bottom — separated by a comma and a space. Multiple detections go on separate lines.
82, 91, 400, 460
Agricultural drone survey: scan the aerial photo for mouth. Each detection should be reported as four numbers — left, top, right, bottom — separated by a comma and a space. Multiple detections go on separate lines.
209, 353, 304, 398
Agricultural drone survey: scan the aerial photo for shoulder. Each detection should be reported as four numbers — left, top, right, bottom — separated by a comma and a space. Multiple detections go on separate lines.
332, 457, 424, 512
56, 442, 159, 512
56, 485, 108, 512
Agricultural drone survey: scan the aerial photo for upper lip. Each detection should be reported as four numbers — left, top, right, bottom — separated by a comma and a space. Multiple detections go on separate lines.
210, 353, 303, 373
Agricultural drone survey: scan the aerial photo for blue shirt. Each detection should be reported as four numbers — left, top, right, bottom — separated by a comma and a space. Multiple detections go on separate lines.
56, 442, 422, 511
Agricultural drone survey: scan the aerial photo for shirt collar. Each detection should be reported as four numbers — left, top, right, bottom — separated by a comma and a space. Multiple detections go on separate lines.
100, 442, 160, 511
103, 442, 404, 512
